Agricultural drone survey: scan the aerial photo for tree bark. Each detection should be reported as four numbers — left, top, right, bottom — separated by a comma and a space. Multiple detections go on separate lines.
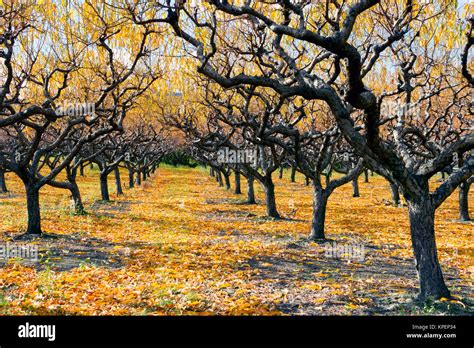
136, 170, 142, 186
210, 167, 214, 177
309, 181, 328, 240
390, 182, 401, 206
0, 169, 7, 193
279, 166, 283, 179
352, 177, 360, 197
217, 171, 223, 187
25, 184, 42, 235
114, 167, 123, 195
290, 165, 296, 182
459, 181, 471, 221
79, 163, 85, 177
247, 176, 256, 204
234, 171, 241, 194
100, 173, 110, 201
224, 172, 231, 190
364, 169, 369, 183
263, 175, 280, 218
128, 169, 135, 189
70, 181, 84, 214
407, 195, 450, 300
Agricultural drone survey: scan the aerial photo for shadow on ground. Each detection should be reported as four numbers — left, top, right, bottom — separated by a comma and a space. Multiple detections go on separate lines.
2, 232, 128, 271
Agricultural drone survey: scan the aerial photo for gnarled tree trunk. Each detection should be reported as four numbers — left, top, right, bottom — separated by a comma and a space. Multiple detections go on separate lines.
70, 181, 84, 214
263, 175, 279, 218
406, 194, 450, 300
309, 181, 328, 240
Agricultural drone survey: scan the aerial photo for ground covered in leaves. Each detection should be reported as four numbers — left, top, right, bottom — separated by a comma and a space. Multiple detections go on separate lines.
0, 166, 472, 315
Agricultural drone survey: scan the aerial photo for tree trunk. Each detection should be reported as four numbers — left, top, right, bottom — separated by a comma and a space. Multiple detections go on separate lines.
407, 195, 450, 300
114, 167, 123, 195
210, 167, 214, 177
305, 176, 310, 186
290, 165, 296, 183
309, 181, 328, 240
0, 169, 7, 193
142, 167, 147, 181
279, 166, 283, 179
217, 171, 223, 187
352, 177, 360, 197
247, 176, 256, 204
136, 170, 142, 186
25, 184, 42, 235
224, 173, 231, 190
263, 176, 280, 218
128, 169, 135, 189
459, 181, 471, 221
79, 163, 85, 177
234, 171, 242, 194
100, 173, 110, 201
390, 182, 400, 206
70, 181, 84, 214
364, 169, 369, 183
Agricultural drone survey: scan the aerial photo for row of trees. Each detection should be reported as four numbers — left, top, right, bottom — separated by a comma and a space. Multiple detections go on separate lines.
0, 1, 172, 234
124, 0, 473, 300
163, 79, 364, 241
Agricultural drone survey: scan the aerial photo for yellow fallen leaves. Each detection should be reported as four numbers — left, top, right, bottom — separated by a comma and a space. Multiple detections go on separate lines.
346, 303, 359, 310
302, 284, 323, 291
0, 166, 471, 315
